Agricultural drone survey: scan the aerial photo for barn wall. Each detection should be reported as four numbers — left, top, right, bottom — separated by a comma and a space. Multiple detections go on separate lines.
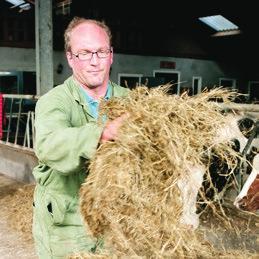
0, 46, 243, 93
111, 54, 227, 89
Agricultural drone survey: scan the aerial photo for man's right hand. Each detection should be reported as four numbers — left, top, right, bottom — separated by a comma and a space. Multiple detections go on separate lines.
100, 113, 129, 143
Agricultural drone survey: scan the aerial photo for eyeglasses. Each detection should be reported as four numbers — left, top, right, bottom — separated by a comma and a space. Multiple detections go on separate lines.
71, 49, 112, 61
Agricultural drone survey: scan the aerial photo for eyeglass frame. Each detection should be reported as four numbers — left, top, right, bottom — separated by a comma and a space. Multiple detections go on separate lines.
71, 48, 113, 61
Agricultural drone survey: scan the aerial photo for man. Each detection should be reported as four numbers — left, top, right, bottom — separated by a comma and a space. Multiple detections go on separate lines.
32, 17, 129, 258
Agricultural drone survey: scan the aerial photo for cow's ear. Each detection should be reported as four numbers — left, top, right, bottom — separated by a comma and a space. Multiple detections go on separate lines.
238, 117, 255, 138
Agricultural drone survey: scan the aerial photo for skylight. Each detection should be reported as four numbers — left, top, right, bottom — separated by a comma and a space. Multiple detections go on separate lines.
5, 0, 31, 11
199, 15, 238, 32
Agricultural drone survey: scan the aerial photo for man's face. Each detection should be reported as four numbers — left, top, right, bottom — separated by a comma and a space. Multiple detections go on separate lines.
66, 22, 113, 89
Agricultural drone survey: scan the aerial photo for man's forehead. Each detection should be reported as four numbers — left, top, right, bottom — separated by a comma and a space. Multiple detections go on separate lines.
72, 22, 104, 35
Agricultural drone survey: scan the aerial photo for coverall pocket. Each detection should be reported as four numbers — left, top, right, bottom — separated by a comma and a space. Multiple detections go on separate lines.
45, 192, 84, 226
46, 194, 98, 257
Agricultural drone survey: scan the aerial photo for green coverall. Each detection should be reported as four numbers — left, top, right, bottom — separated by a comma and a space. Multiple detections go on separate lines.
32, 76, 129, 258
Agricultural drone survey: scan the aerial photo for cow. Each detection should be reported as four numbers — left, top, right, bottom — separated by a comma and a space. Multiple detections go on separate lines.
199, 115, 258, 204
234, 153, 259, 212
178, 112, 259, 229
177, 163, 205, 229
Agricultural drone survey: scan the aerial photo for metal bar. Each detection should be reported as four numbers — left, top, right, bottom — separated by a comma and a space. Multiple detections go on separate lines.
6, 98, 13, 142
2, 94, 39, 100
27, 112, 31, 148
31, 111, 35, 149
14, 99, 23, 145
23, 111, 31, 148
2, 95, 37, 149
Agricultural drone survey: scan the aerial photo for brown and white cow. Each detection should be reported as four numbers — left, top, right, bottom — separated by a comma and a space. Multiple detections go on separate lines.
234, 153, 259, 212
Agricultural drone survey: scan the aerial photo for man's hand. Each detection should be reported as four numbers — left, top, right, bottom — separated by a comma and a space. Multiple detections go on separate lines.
100, 114, 129, 143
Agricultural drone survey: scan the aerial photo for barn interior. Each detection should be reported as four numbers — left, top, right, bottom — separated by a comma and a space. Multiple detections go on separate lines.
0, 0, 258, 258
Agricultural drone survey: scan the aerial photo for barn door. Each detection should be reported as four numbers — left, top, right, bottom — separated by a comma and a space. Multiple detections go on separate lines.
192, 76, 202, 95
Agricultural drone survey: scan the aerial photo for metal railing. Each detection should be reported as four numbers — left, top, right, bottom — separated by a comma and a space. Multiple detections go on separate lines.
1, 94, 39, 151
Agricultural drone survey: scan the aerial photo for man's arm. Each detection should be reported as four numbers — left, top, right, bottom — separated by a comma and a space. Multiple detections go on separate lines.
34, 93, 103, 175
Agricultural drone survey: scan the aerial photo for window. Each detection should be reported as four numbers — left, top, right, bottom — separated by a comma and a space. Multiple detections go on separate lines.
0, 11, 35, 47
118, 73, 143, 89
219, 78, 236, 90
0, 71, 22, 94
153, 70, 180, 95
248, 81, 259, 103
0, 71, 36, 94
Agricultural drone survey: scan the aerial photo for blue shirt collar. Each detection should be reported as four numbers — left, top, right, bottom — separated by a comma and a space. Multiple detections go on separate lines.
80, 83, 111, 118
81, 83, 111, 102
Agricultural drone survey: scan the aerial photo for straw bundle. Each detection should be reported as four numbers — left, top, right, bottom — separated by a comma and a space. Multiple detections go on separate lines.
0, 183, 35, 241
78, 85, 248, 258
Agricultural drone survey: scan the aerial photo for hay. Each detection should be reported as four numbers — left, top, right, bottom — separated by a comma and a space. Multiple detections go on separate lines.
78, 86, 256, 258
0, 183, 35, 241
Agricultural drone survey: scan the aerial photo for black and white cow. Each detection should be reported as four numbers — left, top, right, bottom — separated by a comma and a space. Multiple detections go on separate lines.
178, 112, 259, 229
202, 115, 259, 202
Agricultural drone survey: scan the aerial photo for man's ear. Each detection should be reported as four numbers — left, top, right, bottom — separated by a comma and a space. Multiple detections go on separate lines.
110, 47, 114, 65
66, 52, 73, 68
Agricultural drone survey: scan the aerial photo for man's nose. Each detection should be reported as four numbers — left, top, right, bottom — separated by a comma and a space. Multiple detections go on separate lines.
89, 52, 99, 64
